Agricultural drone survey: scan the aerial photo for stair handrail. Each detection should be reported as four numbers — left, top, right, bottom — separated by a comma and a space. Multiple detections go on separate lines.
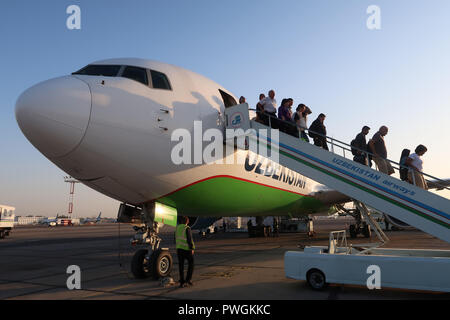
249, 108, 450, 191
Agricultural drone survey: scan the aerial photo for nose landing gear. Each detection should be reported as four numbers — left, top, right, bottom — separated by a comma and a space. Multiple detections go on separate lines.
118, 203, 174, 280
131, 248, 173, 279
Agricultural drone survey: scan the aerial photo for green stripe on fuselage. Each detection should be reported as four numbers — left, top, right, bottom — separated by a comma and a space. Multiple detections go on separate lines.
156, 176, 324, 217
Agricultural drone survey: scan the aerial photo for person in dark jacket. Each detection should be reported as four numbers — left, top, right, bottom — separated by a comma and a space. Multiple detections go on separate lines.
353, 126, 370, 165
176, 216, 195, 287
368, 126, 395, 175
255, 93, 266, 123
308, 113, 328, 150
278, 99, 291, 122
277, 99, 298, 137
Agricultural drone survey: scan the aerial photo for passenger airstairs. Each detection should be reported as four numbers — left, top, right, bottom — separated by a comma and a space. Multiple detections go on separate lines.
225, 104, 450, 244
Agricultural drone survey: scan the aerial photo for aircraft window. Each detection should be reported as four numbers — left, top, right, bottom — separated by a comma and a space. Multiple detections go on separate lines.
121, 66, 149, 86
150, 70, 172, 90
219, 89, 237, 108
72, 65, 121, 77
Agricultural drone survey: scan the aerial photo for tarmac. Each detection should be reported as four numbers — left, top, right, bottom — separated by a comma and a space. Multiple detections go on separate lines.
0, 218, 449, 300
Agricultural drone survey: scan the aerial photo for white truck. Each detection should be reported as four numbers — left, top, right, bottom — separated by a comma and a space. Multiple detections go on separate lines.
0, 205, 15, 239
285, 231, 450, 292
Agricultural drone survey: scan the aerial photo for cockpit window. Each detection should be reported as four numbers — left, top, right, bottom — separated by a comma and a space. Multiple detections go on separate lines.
72, 65, 121, 77
121, 66, 149, 86
150, 70, 172, 90
72, 64, 172, 91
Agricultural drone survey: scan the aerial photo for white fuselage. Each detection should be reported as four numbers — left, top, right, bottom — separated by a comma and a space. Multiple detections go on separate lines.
16, 58, 325, 217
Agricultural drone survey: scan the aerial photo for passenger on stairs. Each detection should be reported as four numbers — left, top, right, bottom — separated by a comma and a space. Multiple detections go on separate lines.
368, 126, 395, 175
406, 145, 428, 190
294, 104, 310, 142
278, 99, 298, 137
278, 99, 291, 121
259, 90, 278, 128
351, 126, 371, 165
255, 93, 266, 123
308, 113, 329, 150
260, 90, 277, 116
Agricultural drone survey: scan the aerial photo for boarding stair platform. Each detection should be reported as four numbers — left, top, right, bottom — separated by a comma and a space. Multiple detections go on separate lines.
224, 104, 450, 244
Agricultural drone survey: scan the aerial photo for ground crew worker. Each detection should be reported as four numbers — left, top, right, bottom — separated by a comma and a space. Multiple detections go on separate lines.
176, 216, 195, 287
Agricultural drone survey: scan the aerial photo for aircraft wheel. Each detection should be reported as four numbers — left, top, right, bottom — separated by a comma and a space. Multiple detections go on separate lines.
151, 249, 173, 279
131, 249, 151, 279
306, 269, 327, 290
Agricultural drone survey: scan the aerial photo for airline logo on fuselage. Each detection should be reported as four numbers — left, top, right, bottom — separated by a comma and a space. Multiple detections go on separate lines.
230, 112, 243, 128
244, 155, 307, 189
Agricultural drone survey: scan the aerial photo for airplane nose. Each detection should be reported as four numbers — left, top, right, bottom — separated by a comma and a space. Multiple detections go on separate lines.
15, 76, 91, 158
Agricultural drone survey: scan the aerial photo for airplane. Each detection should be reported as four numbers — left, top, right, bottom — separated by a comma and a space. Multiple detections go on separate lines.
15, 58, 449, 279
39, 216, 58, 227
81, 212, 102, 225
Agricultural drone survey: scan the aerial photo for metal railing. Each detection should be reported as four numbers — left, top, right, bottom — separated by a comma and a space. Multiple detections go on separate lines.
250, 108, 450, 191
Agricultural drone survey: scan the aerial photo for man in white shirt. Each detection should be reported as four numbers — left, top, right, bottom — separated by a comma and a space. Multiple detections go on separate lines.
260, 90, 277, 115
406, 144, 428, 189
258, 90, 277, 127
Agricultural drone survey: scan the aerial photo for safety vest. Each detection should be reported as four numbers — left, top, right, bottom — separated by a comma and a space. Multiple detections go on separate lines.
176, 224, 194, 250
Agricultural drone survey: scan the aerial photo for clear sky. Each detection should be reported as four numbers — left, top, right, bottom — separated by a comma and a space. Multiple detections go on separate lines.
1, 0, 449, 217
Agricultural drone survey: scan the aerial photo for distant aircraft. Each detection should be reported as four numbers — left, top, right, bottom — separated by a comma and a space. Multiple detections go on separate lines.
81, 212, 102, 225
39, 216, 58, 227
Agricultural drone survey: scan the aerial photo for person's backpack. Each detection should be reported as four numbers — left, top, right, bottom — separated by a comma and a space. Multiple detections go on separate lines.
350, 139, 359, 156
399, 149, 410, 181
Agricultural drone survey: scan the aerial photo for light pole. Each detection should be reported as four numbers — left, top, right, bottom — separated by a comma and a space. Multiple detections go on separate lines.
64, 176, 79, 220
